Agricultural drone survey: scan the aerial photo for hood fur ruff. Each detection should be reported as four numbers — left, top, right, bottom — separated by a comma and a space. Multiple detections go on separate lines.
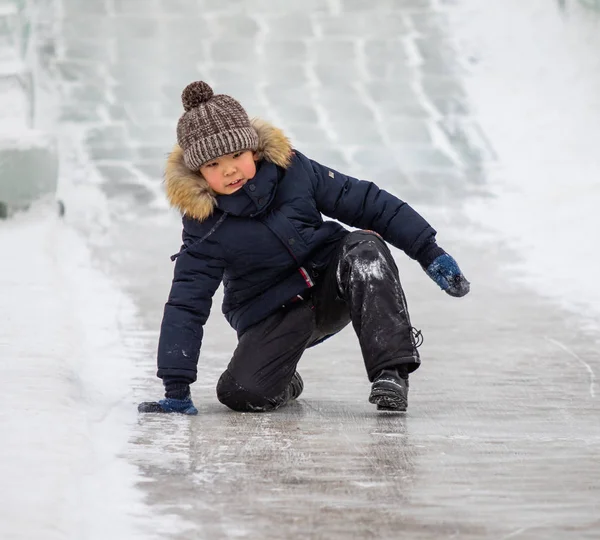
164, 118, 293, 222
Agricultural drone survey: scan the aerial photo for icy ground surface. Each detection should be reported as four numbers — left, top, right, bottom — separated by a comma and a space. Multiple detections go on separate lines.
1, 0, 600, 538
0, 208, 148, 539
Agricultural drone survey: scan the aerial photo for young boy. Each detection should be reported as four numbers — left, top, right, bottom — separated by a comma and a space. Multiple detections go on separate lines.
138, 81, 470, 416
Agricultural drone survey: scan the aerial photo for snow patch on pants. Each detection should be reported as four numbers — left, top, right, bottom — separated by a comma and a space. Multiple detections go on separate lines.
351, 254, 386, 281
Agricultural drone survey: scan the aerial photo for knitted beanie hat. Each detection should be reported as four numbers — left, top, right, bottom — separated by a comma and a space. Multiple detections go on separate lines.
176, 81, 259, 170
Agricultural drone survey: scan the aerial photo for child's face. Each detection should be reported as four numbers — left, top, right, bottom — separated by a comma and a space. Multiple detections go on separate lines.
199, 150, 258, 195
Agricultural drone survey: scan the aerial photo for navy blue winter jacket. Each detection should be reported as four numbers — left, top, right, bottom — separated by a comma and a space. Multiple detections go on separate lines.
157, 119, 439, 384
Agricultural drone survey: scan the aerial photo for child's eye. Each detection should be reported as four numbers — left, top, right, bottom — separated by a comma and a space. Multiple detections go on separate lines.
206, 162, 217, 168
233, 152, 242, 158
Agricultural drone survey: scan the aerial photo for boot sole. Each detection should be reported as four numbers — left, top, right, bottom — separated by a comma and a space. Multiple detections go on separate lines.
369, 387, 408, 412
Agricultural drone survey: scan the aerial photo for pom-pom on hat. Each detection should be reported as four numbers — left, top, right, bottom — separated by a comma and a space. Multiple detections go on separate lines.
176, 81, 259, 170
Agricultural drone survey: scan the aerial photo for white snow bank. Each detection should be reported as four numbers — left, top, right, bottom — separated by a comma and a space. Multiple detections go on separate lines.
0, 3, 18, 17
0, 126, 55, 147
0, 59, 26, 76
0, 78, 29, 124
0, 208, 147, 540
448, 0, 600, 321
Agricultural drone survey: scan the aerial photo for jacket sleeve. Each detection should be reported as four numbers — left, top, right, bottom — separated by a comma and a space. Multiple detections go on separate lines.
308, 156, 438, 260
156, 231, 224, 385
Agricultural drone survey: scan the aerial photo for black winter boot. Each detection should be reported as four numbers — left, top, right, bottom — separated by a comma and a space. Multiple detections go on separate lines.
287, 372, 304, 402
369, 369, 409, 411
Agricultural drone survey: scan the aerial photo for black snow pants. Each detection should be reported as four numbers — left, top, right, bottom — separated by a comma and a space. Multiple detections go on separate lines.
216, 231, 421, 412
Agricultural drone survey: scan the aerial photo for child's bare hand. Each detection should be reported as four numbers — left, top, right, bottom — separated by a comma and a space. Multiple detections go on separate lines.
425, 254, 470, 297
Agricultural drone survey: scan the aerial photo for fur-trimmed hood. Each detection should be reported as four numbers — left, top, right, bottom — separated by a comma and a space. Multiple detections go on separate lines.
164, 118, 293, 222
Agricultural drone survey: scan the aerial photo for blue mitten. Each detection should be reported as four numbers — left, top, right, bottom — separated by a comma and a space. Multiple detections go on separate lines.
138, 396, 198, 415
425, 253, 470, 297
